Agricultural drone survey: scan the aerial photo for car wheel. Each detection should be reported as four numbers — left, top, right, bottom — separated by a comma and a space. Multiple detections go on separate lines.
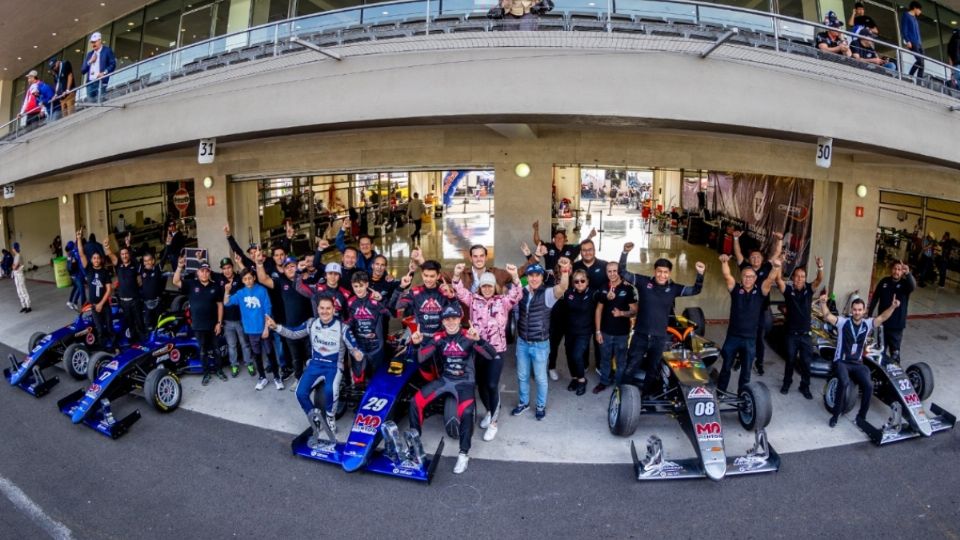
738, 382, 772, 431
608, 384, 642, 437
87, 351, 114, 383
169, 295, 188, 314
62, 343, 91, 380
144, 366, 181, 412
27, 331, 46, 352
443, 395, 460, 438
823, 377, 858, 415
681, 307, 706, 337
906, 362, 934, 401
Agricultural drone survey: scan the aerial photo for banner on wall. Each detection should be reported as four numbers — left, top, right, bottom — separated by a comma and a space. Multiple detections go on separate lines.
710, 172, 814, 275
442, 171, 467, 207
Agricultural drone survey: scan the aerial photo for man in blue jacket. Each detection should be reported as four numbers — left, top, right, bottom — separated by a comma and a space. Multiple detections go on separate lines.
81, 32, 116, 102
901, 1, 924, 78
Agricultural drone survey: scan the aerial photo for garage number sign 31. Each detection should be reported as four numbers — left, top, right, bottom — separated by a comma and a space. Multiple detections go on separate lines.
198, 138, 216, 164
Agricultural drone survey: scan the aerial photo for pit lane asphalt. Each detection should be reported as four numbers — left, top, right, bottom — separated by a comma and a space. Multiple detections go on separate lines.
1, 341, 958, 540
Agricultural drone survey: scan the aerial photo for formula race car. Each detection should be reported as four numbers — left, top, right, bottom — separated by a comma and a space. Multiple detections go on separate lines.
56, 314, 206, 438
766, 300, 836, 377
822, 333, 955, 446
608, 310, 780, 481
5, 303, 130, 398
292, 320, 444, 483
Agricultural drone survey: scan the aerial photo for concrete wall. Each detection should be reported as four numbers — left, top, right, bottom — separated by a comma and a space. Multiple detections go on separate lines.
8, 198, 60, 268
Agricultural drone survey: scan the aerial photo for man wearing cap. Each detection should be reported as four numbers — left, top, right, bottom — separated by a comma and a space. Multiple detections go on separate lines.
216, 258, 254, 377
296, 261, 352, 321
513, 260, 570, 420
851, 26, 897, 70
816, 12, 852, 57
81, 32, 116, 102
901, 1, 925, 78
18, 71, 54, 126
258, 254, 313, 384
618, 242, 706, 394
48, 57, 75, 119
410, 303, 499, 474
174, 258, 225, 386
11, 243, 31, 314
103, 242, 147, 342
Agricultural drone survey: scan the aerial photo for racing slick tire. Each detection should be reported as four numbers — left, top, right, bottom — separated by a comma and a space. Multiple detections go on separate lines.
87, 351, 114, 383
144, 366, 182, 413
823, 377, 858, 415
906, 362, 934, 401
27, 331, 46, 352
681, 307, 707, 337
443, 396, 460, 438
608, 384, 642, 437
62, 343, 92, 380
169, 295, 188, 314
738, 381, 773, 431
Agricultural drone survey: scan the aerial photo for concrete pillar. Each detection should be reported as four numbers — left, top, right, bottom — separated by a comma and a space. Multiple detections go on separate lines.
59, 194, 79, 256
493, 161, 552, 266
195, 175, 230, 266
809, 179, 839, 284
83, 190, 109, 245
830, 181, 877, 302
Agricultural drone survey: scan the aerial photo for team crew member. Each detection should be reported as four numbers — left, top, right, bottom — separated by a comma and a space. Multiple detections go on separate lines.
334, 219, 380, 273
173, 259, 225, 386
561, 269, 597, 395
618, 242, 705, 394
774, 257, 824, 398
573, 239, 608, 291
819, 294, 900, 427
453, 263, 523, 441
217, 258, 253, 377
345, 271, 392, 380
269, 297, 364, 437
257, 256, 313, 386
76, 231, 114, 343
716, 254, 780, 394
65, 241, 85, 310
392, 260, 458, 340
225, 269, 282, 390
161, 219, 186, 271
368, 255, 399, 302
513, 261, 570, 420
532, 221, 597, 273
103, 243, 146, 342
593, 262, 638, 394
139, 252, 167, 331
867, 261, 915, 362
733, 230, 783, 375
409, 304, 499, 474
11, 243, 31, 313
296, 262, 352, 319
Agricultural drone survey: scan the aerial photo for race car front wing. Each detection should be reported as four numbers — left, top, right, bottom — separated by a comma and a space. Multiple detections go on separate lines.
5, 354, 60, 398
856, 402, 956, 446
630, 428, 780, 481
57, 388, 142, 439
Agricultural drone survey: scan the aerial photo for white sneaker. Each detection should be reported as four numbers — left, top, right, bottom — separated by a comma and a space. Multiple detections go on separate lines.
326, 414, 338, 436
549, 369, 559, 381
453, 452, 470, 474
483, 424, 499, 441
289, 377, 298, 391
479, 412, 492, 429
255, 378, 268, 391
66, 301, 75, 310
274, 378, 284, 390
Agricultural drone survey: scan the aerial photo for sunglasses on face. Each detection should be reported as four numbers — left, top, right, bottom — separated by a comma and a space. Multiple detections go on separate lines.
574, 279, 587, 284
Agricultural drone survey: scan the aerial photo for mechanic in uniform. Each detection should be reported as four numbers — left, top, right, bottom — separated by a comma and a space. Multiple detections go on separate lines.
345, 271, 393, 380
103, 243, 147, 343
716, 254, 780, 394
138, 251, 168, 332
367, 254, 399, 345
217, 257, 253, 377
867, 260, 915, 362
733, 230, 783, 375
618, 242, 706, 395
257, 255, 313, 387
269, 296, 364, 438
409, 303, 499, 474
593, 262, 638, 394
773, 257, 824, 398
392, 260, 459, 377
173, 259, 225, 386
76, 230, 114, 345
819, 294, 900, 427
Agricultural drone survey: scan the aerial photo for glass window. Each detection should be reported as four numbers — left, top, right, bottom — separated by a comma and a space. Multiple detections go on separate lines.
296, 0, 362, 17
61, 38, 87, 85
113, 9, 146, 69
143, 0, 183, 59
252, 0, 292, 25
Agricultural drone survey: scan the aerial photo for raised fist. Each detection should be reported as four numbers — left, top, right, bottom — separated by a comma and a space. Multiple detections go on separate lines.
719, 254, 730, 264
623, 242, 635, 253
695, 261, 706, 274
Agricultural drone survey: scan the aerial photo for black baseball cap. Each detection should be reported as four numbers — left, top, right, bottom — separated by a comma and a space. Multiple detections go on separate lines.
219, 257, 233, 268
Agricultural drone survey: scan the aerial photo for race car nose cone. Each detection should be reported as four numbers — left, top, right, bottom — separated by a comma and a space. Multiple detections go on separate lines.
704, 457, 726, 481
71, 408, 87, 424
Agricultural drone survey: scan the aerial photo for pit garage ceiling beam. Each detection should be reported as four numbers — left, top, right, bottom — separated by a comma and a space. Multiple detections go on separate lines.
485, 123, 539, 140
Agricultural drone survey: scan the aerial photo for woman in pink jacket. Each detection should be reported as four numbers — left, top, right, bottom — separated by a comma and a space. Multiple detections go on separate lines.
453, 262, 522, 441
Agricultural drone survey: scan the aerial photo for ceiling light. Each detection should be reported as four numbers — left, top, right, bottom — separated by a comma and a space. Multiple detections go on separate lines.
100, 2, 106, 6
74, 18, 79, 22
952, 20, 958, 25
17, 56, 22, 60
33, 45, 38, 49
52, 32, 57, 36
128, 22, 135, 26
75, 49, 81, 53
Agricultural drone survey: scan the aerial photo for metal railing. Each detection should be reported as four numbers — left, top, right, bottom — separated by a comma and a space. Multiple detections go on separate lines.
2, 0, 958, 142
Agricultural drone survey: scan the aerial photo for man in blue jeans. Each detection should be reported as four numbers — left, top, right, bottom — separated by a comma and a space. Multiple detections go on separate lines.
592, 262, 638, 394
716, 254, 779, 394
512, 262, 569, 420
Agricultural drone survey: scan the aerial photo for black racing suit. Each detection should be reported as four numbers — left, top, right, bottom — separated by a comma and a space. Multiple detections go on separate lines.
295, 274, 352, 320
392, 284, 457, 380
409, 330, 498, 454
345, 294, 392, 382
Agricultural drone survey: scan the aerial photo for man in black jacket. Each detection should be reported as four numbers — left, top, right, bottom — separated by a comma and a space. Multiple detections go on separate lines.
867, 261, 915, 362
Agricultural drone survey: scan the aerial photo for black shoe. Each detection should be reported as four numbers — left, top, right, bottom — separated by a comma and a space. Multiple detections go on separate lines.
855, 414, 867, 424
755, 363, 765, 376
576, 381, 587, 396
216, 370, 228, 381
828, 416, 838, 428
281, 369, 295, 381
592, 383, 608, 394
19, 307, 26, 313
24, 308, 32, 313
779, 384, 789, 395
800, 388, 813, 400
567, 380, 578, 392
201, 373, 212, 386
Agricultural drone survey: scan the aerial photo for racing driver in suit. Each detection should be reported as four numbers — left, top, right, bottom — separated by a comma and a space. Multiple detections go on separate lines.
392, 259, 458, 379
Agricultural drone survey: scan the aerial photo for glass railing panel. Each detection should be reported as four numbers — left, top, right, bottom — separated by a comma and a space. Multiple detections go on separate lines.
614, 0, 696, 23
284, 10, 363, 37
552, 0, 608, 15
777, 18, 815, 42
362, 1, 438, 25
440, 0, 499, 18
698, 5, 773, 32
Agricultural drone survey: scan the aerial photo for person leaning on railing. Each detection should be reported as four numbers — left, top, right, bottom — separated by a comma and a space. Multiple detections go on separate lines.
815, 12, 852, 58
851, 26, 896, 71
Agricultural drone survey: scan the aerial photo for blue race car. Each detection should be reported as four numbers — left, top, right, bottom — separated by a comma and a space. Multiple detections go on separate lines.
56, 313, 206, 439
292, 327, 445, 483
5, 302, 130, 398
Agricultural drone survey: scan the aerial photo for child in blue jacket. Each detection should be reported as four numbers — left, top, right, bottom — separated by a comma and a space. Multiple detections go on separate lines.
225, 268, 282, 391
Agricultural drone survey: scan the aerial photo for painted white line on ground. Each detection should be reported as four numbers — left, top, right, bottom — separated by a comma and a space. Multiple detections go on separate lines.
0, 475, 74, 540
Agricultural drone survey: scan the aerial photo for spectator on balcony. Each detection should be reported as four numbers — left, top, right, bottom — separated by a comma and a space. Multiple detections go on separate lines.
81, 32, 116, 102
901, 1, 925, 78
847, 2, 877, 31
48, 57, 75, 119
948, 28, 960, 89
816, 12, 852, 58
852, 27, 896, 71
500, 0, 547, 31
18, 70, 54, 126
